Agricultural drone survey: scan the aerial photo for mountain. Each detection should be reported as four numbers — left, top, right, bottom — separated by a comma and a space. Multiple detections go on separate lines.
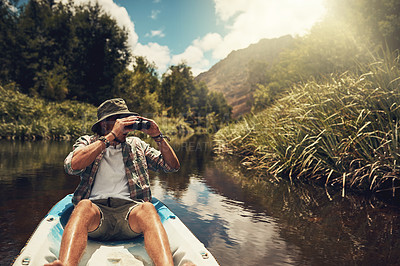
195, 35, 294, 117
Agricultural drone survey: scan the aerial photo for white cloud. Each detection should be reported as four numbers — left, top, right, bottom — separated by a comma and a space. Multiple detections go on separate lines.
145, 30, 165, 38
133, 42, 171, 73
193, 33, 223, 52
98, 0, 138, 47
171, 46, 210, 76
213, 0, 248, 21
151, 10, 160, 20
57, 0, 170, 73
5, 0, 18, 13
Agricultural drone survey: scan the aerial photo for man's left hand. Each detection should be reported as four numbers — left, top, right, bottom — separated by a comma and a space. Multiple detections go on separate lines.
135, 116, 161, 137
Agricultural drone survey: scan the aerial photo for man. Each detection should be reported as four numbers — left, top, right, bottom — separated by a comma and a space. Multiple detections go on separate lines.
46, 98, 180, 266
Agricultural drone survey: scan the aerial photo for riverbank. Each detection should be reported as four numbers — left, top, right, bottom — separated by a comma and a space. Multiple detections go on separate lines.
214, 54, 400, 199
0, 83, 193, 140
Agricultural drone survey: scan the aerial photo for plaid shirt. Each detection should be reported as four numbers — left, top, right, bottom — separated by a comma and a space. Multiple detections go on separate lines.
64, 135, 177, 205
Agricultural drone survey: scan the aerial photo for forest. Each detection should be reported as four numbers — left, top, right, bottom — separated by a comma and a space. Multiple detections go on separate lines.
0, 0, 231, 139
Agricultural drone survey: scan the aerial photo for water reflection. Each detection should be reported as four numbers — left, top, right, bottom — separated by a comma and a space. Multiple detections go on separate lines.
201, 161, 400, 265
1, 137, 400, 265
0, 140, 71, 182
154, 135, 301, 264
153, 177, 301, 265
154, 135, 400, 265
152, 134, 214, 197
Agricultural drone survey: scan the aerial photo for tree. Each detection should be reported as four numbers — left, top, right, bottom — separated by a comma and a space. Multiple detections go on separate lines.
207, 91, 232, 122
68, 2, 131, 104
115, 56, 161, 116
5, 0, 130, 102
33, 61, 68, 100
191, 82, 209, 118
0, 0, 19, 83
161, 63, 195, 117
15, 0, 73, 96
160, 63, 231, 127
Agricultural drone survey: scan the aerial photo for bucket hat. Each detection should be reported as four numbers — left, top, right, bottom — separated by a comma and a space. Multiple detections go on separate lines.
91, 98, 137, 133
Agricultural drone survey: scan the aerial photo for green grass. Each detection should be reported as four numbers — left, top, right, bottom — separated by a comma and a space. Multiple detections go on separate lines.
214, 52, 400, 196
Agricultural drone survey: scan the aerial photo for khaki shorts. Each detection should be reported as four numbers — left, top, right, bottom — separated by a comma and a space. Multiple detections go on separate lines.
88, 197, 143, 241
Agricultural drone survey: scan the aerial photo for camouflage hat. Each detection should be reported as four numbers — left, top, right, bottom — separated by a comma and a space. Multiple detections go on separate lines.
91, 98, 137, 133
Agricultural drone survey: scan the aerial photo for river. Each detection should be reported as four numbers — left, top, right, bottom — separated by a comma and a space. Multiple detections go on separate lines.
1, 136, 400, 265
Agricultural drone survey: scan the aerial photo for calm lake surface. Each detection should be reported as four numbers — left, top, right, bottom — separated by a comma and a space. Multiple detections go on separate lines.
1, 135, 400, 265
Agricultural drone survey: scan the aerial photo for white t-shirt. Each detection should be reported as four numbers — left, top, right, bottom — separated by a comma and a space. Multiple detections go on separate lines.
89, 144, 131, 201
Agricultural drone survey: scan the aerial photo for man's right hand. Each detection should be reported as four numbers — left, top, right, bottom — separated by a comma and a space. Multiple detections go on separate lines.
109, 116, 138, 143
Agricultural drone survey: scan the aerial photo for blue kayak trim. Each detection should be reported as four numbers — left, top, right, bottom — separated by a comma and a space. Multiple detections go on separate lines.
152, 198, 176, 223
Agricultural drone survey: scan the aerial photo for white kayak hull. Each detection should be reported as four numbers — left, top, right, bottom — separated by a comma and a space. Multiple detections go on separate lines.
13, 194, 219, 265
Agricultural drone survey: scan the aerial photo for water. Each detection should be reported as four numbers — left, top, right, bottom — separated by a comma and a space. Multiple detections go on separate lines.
1, 136, 400, 265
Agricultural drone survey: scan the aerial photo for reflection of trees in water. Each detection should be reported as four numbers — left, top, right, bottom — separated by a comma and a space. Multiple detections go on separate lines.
0, 140, 80, 205
206, 158, 400, 265
150, 134, 213, 198
276, 188, 400, 265
0, 140, 71, 181
0, 140, 81, 266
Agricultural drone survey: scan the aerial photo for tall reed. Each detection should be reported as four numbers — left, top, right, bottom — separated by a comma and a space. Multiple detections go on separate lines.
215, 52, 400, 195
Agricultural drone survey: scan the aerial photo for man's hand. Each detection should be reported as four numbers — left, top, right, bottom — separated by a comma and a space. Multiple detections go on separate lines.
137, 116, 161, 137
111, 116, 135, 141
111, 116, 161, 142
110, 116, 179, 170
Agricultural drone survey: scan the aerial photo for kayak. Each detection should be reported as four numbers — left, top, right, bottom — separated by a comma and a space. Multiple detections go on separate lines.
13, 194, 219, 265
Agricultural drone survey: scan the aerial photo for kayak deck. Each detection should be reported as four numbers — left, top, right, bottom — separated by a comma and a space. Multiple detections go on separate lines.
13, 194, 218, 265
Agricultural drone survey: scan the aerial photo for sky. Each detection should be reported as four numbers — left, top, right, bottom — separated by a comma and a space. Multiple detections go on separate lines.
62, 0, 327, 76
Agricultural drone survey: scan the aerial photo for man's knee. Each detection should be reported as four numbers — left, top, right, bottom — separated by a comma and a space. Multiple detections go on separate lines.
75, 199, 94, 211
71, 200, 98, 221
130, 202, 159, 228
135, 202, 158, 218
69, 199, 100, 232
141, 202, 157, 213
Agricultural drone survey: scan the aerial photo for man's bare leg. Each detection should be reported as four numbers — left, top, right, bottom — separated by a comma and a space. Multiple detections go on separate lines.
45, 200, 101, 266
129, 202, 174, 266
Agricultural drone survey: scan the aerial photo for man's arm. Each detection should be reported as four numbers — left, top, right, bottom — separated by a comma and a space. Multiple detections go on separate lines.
70, 133, 113, 170
137, 116, 180, 171
70, 116, 133, 171
155, 138, 180, 170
